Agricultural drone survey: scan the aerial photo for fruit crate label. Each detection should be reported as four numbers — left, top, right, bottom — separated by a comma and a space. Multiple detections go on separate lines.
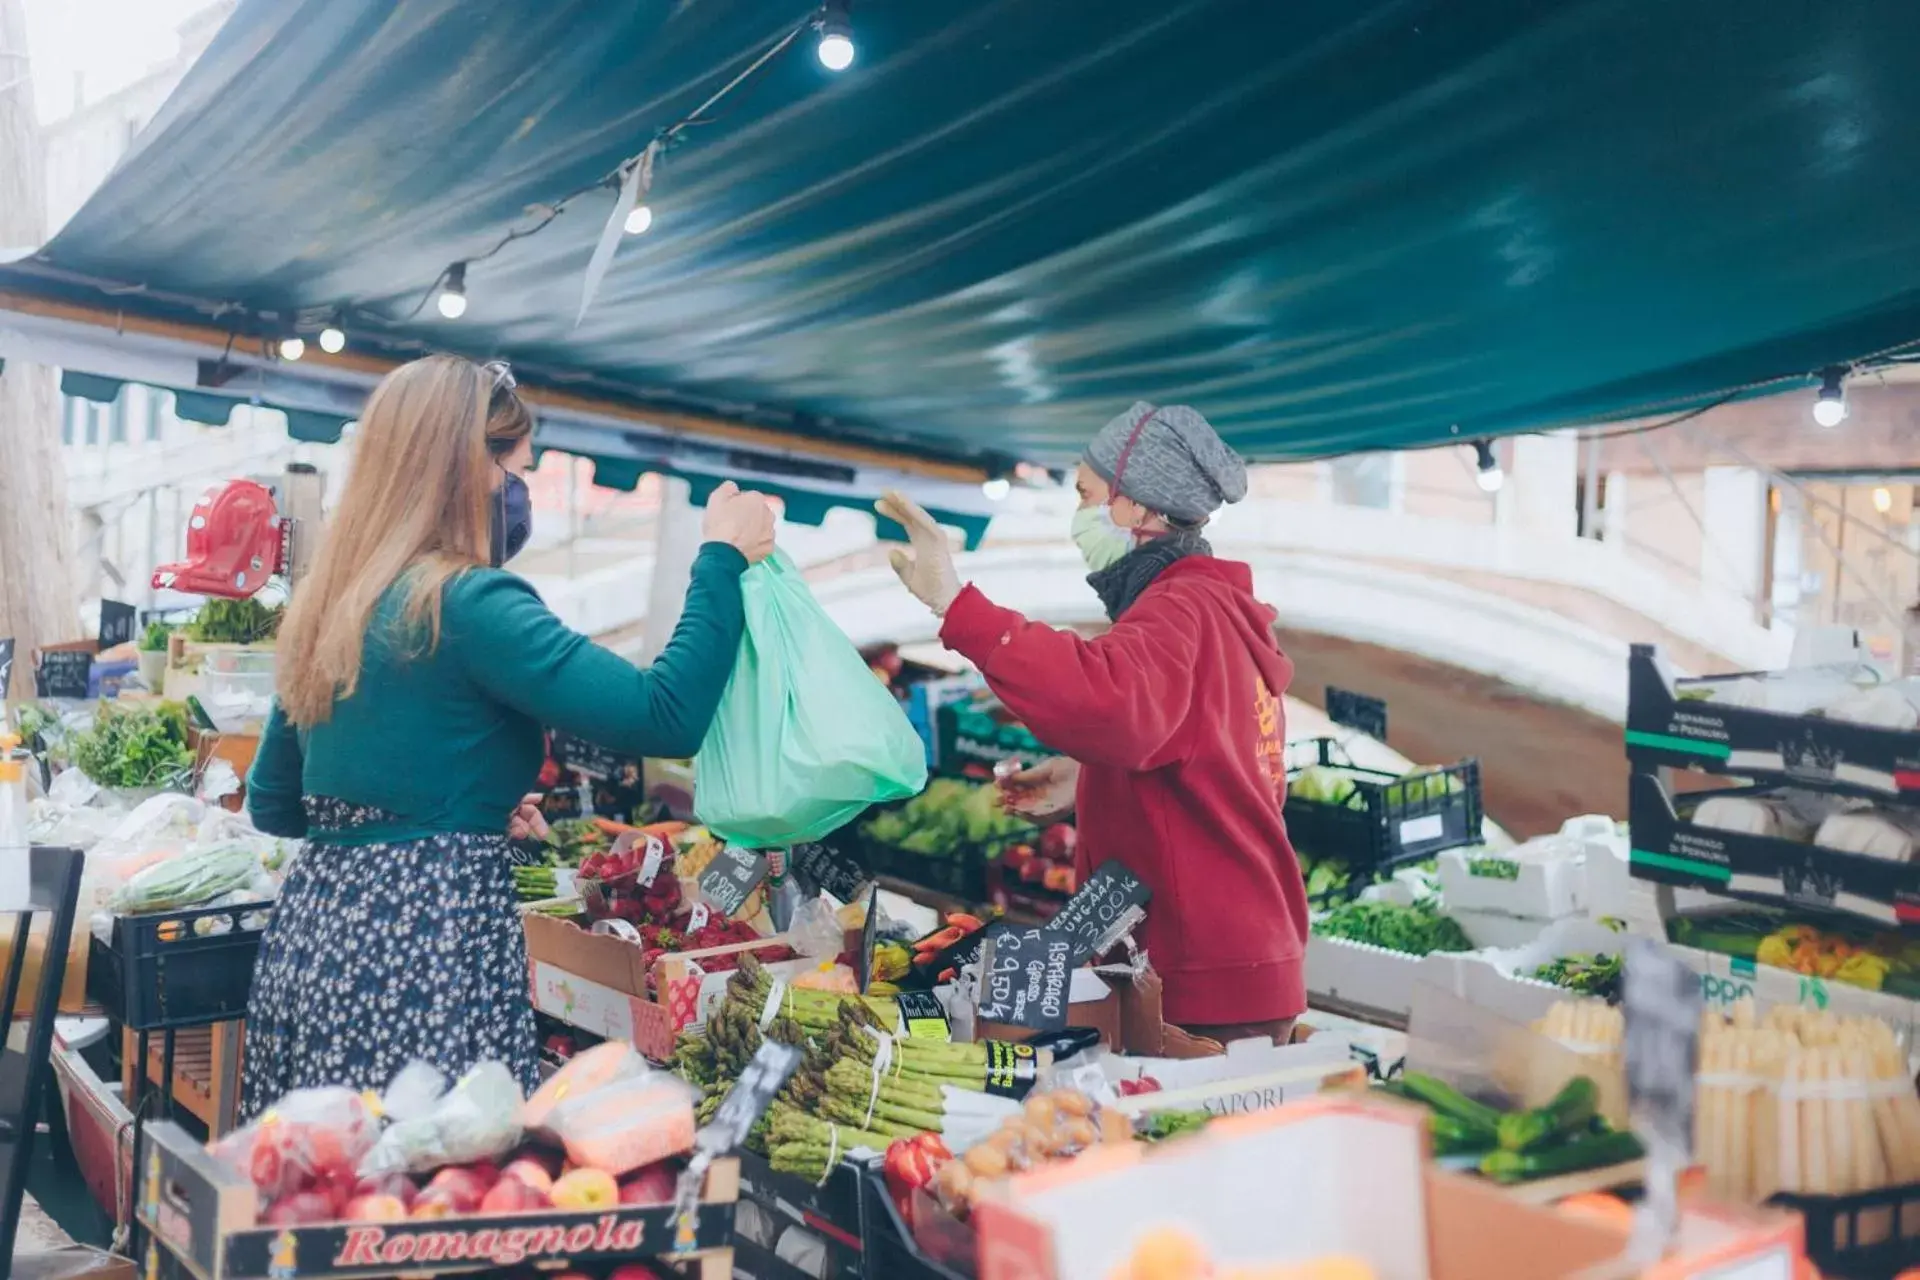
697, 846, 769, 919
1045, 862, 1152, 966
98, 599, 137, 649
792, 840, 870, 904
1399, 813, 1445, 845
976, 926, 1072, 1032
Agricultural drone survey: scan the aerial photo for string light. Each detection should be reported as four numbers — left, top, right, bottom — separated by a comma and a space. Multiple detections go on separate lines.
277, 336, 305, 361
817, 0, 855, 71
623, 204, 655, 236
1812, 366, 1847, 427
1872, 486, 1893, 514
1472, 440, 1504, 493
981, 477, 1011, 501
318, 323, 346, 354
437, 263, 469, 320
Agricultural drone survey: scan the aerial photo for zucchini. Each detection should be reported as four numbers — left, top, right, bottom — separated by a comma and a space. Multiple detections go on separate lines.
1429, 1111, 1497, 1156
1497, 1075, 1598, 1152
1479, 1129, 1644, 1184
1399, 1071, 1503, 1132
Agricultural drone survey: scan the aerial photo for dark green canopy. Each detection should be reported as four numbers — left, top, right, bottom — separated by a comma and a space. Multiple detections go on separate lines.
8, 0, 1920, 468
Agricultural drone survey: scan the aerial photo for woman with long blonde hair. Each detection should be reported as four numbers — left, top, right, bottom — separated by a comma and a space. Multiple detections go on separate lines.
241, 354, 774, 1115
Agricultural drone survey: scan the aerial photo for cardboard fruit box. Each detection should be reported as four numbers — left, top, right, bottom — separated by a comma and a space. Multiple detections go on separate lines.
522, 911, 811, 1061
134, 1120, 738, 1280
971, 1095, 1804, 1280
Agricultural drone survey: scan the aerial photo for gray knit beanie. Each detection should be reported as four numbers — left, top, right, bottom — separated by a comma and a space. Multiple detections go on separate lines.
1083, 401, 1248, 525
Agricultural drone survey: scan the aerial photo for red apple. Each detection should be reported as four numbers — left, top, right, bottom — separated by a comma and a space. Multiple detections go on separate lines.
352, 1172, 417, 1208
550, 1167, 619, 1211
424, 1166, 489, 1211
1039, 824, 1077, 859
410, 1190, 461, 1219
262, 1190, 336, 1227
479, 1177, 550, 1214
500, 1158, 555, 1194
512, 1147, 565, 1179
608, 1265, 666, 1280
618, 1162, 677, 1207
341, 1193, 408, 1222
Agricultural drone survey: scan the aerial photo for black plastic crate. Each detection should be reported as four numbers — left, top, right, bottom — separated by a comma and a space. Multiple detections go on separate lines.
1282, 738, 1483, 878
1626, 644, 1920, 805
1771, 1181, 1920, 1279
736, 1151, 867, 1256
859, 1168, 971, 1280
858, 834, 990, 904
1628, 773, 1920, 931
89, 902, 271, 1031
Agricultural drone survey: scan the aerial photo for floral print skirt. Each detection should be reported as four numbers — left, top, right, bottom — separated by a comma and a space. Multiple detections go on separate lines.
239, 798, 539, 1122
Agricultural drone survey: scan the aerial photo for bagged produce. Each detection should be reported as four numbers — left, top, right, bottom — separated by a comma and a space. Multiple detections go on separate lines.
543, 1070, 698, 1176
522, 1040, 649, 1129
357, 1061, 526, 1176
210, 1085, 386, 1205
1813, 808, 1920, 862
110, 842, 261, 913
694, 552, 926, 847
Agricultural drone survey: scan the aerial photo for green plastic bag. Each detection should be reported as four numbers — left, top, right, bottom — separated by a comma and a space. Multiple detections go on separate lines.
693, 552, 928, 848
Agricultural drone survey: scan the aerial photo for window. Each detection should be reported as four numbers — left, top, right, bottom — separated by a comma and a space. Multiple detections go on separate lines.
1575, 470, 1609, 539
83, 401, 100, 445
108, 390, 128, 443
61, 397, 77, 445
1328, 453, 1395, 509
145, 389, 165, 441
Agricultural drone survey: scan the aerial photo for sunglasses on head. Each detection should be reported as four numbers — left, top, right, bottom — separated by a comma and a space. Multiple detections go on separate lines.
480, 359, 517, 393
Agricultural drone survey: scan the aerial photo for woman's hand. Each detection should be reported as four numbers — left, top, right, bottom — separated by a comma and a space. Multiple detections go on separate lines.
875, 490, 961, 615
998, 757, 1081, 823
508, 795, 550, 841
702, 480, 777, 564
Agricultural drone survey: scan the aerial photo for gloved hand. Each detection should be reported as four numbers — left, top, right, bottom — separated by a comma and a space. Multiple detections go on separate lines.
875, 490, 962, 615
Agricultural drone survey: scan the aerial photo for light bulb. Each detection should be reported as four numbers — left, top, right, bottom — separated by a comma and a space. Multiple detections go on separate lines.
818, 32, 855, 70
278, 337, 305, 361
1475, 465, 1505, 494
437, 262, 469, 320
981, 477, 1011, 501
1872, 486, 1893, 514
318, 326, 346, 354
624, 204, 654, 236
1812, 366, 1847, 426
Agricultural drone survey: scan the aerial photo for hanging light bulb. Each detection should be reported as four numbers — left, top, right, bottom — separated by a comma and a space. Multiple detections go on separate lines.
1472, 440, 1504, 493
623, 204, 655, 236
1872, 486, 1893, 514
1812, 366, 1847, 427
437, 262, 469, 320
981, 477, 1012, 501
817, 0, 855, 71
278, 336, 305, 362
318, 324, 346, 354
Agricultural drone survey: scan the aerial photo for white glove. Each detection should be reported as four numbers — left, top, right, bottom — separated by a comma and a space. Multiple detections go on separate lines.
875, 490, 962, 615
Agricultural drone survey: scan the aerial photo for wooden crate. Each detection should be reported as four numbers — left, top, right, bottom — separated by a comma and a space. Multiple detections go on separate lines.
123, 1022, 245, 1136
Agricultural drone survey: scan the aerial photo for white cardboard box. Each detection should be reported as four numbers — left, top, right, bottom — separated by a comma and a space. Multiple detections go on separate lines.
1099, 1037, 1363, 1120
1436, 841, 1587, 920
1306, 933, 1470, 1021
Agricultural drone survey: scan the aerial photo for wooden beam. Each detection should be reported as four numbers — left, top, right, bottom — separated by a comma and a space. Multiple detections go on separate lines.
0, 288, 986, 482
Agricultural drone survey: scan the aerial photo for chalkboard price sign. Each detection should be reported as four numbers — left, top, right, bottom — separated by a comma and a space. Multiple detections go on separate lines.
976, 926, 1073, 1032
98, 600, 137, 650
1045, 862, 1152, 966
34, 649, 93, 700
0, 639, 13, 697
697, 846, 770, 919
792, 840, 871, 904
550, 731, 633, 781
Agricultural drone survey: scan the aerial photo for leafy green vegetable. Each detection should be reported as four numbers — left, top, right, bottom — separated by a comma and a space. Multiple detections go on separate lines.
862, 778, 1031, 858
1139, 1110, 1210, 1142
1467, 856, 1520, 880
186, 598, 282, 645
70, 701, 192, 790
1531, 952, 1624, 1001
111, 844, 258, 913
139, 621, 177, 653
1312, 899, 1474, 955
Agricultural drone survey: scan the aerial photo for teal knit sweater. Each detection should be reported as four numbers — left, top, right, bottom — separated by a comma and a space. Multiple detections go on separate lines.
247, 544, 748, 844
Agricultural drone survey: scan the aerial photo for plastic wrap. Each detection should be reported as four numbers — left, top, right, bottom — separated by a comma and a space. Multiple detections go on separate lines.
522, 1040, 650, 1130
210, 1086, 385, 1205
1813, 809, 1920, 862
544, 1071, 699, 1176
357, 1062, 525, 1176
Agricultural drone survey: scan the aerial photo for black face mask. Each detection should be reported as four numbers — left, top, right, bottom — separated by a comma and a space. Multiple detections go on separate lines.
490, 470, 532, 566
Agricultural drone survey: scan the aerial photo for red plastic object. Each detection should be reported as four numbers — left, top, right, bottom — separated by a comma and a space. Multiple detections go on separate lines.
151, 479, 285, 598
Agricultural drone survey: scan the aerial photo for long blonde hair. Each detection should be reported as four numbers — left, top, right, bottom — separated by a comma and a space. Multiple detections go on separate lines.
276, 355, 533, 726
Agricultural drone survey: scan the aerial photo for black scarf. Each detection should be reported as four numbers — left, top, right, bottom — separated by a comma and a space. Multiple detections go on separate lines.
1087, 529, 1211, 621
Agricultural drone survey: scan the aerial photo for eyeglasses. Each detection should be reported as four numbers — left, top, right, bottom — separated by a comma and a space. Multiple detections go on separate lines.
480, 359, 517, 393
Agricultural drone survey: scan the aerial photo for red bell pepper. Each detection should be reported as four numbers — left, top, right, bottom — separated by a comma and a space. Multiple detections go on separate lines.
882, 1133, 951, 1224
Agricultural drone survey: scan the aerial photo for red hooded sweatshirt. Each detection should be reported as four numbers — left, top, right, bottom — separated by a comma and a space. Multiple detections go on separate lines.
939, 557, 1307, 1027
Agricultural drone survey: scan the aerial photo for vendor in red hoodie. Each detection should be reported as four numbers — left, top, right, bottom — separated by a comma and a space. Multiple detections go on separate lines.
877, 402, 1308, 1044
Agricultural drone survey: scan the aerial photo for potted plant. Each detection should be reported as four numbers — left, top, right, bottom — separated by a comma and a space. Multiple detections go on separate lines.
137, 621, 175, 690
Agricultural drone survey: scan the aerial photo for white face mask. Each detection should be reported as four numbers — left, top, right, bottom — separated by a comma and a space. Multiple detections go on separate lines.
1071, 504, 1133, 571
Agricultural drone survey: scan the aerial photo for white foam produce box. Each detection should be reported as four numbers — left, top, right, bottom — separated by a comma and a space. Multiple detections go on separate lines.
1098, 1037, 1363, 1119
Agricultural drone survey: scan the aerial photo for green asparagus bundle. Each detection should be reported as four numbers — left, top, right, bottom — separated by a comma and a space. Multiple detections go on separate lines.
728, 955, 899, 1032
512, 865, 559, 901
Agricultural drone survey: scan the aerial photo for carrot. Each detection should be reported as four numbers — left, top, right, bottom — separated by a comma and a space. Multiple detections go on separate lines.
593, 817, 642, 836
641, 821, 690, 839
